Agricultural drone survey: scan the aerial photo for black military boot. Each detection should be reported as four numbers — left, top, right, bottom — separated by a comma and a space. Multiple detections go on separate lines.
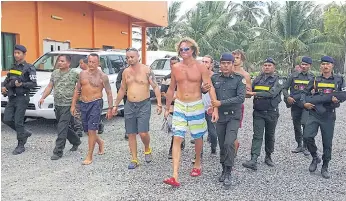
223, 166, 232, 189
321, 161, 330, 179
219, 163, 226, 182
12, 140, 25, 155
242, 155, 258, 170
309, 154, 321, 172
291, 142, 303, 153
265, 153, 275, 167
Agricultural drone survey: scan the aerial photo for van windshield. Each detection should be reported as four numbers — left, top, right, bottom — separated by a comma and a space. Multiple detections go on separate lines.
34, 53, 87, 72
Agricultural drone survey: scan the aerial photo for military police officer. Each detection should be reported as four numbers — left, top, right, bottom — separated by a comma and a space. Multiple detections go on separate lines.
1, 45, 37, 155
282, 56, 314, 155
211, 53, 246, 188
242, 58, 283, 170
301, 56, 346, 179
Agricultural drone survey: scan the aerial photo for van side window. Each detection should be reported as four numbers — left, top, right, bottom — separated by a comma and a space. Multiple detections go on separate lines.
100, 56, 111, 75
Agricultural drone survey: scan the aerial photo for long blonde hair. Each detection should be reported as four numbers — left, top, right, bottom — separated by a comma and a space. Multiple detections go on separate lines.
176, 37, 200, 58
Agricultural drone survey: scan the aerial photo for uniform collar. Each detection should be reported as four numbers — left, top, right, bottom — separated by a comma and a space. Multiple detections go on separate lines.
321, 73, 334, 79
220, 73, 234, 78
13, 60, 27, 67
261, 73, 274, 79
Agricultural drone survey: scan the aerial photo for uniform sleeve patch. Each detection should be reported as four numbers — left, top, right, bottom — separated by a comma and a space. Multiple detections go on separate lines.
278, 79, 283, 85
242, 78, 246, 84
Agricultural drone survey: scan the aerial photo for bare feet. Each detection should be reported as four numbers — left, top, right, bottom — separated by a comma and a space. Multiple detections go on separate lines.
98, 140, 105, 155
82, 159, 92, 165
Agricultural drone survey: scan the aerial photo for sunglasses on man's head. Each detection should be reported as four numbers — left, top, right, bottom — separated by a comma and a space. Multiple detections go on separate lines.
126, 47, 138, 52
179, 47, 191, 52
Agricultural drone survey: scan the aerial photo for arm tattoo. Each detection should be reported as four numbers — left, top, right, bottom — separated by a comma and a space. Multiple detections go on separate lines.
147, 68, 158, 89
103, 75, 113, 108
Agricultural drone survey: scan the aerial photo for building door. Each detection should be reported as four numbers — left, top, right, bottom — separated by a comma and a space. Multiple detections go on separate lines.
1, 32, 16, 70
43, 40, 70, 54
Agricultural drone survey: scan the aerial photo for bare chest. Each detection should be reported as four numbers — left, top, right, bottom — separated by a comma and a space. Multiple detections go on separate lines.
81, 73, 103, 88
125, 72, 149, 86
175, 66, 201, 83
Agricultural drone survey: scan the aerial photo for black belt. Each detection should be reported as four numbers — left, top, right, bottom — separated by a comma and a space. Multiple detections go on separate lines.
255, 108, 277, 112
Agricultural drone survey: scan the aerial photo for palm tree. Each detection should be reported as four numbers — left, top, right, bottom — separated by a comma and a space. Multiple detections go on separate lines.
246, 1, 343, 73
132, 1, 182, 51
228, 1, 265, 26
178, 1, 236, 58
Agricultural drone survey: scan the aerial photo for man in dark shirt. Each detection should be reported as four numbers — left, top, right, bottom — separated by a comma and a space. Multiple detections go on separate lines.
282, 56, 314, 155
1, 44, 37, 155
301, 56, 346, 179
211, 53, 246, 189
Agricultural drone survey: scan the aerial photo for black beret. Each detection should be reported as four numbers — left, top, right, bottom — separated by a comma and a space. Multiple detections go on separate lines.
301, 56, 312, 64
220, 53, 234, 62
14, 44, 27, 53
321, 56, 334, 64
264, 57, 276, 65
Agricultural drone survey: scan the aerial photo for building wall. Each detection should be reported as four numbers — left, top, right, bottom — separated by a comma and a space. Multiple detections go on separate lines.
1, 1, 39, 62
93, 1, 168, 27
1, 1, 132, 64
94, 11, 129, 49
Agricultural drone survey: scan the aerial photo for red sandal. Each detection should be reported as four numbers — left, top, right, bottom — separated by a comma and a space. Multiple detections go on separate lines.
190, 168, 202, 177
163, 177, 180, 187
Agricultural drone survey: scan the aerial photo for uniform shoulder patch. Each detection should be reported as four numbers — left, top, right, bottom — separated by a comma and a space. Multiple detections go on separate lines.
278, 79, 284, 85
242, 78, 246, 84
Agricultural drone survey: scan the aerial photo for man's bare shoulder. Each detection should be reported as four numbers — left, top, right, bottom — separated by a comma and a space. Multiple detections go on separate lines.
80, 70, 87, 77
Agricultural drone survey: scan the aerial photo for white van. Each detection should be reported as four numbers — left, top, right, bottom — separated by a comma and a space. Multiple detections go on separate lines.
1, 48, 125, 120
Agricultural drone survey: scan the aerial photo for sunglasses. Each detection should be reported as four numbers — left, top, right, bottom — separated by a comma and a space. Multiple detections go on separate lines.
126, 47, 138, 52
179, 47, 191, 52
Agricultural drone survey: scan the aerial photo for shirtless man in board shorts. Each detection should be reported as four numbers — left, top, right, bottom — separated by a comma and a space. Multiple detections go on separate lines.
231, 50, 252, 155
163, 38, 218, 187
71, 53, 113, 165
112, 48, 162, 169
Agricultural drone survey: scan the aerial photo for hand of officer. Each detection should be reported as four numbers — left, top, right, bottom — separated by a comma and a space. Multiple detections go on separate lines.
1, 87, 7, 94
157, 105, 163, 115
211, 111, 219, 123
112, 106, 118, 116
304, 103, 315, 110
202, 83, 211, 93
106, 108, 113, 120
38, 98, 44, 108
14, 80, 22, 87
70, 105, 76, 116
332, 96, 339, 103
211, 100, 221, 107
287, 96, 296, 105
164, 108, 170, 119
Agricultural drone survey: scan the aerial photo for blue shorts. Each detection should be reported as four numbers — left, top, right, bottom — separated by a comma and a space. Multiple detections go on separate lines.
80, 99, 102, 132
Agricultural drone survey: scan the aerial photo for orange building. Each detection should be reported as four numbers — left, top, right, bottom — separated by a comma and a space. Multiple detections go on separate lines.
1, 1, 168, 71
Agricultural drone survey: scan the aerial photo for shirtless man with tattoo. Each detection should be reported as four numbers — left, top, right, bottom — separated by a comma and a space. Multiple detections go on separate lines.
112, 48, 162, 169
71, 53, 113, 165
163, 38, 218, 187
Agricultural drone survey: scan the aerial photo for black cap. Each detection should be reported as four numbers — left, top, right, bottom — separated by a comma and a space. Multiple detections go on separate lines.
220, 53, 234, 62
14, 44, 27, 53
264, 57, 276, 65
321, 56, 334, 64
301, 56, 312, 64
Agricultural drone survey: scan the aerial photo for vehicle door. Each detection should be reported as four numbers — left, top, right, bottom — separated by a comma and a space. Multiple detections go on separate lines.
106, 54, 127, 105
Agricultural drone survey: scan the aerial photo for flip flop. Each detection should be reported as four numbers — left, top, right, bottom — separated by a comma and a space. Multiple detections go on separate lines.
163, 177, 180, 187
190, 168, 202, 177
128, 160, 139, 169
144, 148, 152, 163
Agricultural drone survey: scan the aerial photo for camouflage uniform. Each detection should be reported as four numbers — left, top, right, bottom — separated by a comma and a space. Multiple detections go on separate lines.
51, 69, 81, 157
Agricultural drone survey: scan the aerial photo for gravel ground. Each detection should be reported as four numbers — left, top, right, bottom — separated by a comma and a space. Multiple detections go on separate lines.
1, 99, 346, 201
